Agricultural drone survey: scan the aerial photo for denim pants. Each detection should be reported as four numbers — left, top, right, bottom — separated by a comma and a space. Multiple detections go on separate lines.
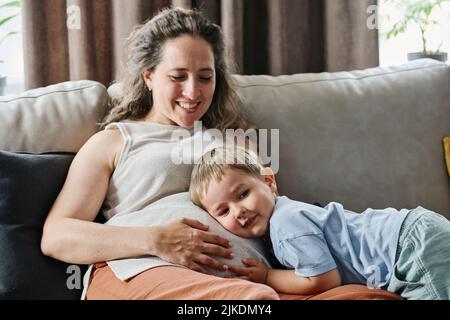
387, 207, 450, 300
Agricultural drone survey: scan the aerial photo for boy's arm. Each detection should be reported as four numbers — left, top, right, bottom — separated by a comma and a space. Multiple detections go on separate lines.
229, 258, 342, 295
266, 268, 341, 295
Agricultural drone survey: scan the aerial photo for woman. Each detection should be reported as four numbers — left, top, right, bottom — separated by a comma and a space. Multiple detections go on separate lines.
40, 7, 279, 300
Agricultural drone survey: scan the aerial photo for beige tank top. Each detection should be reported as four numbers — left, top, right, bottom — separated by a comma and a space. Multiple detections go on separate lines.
102, 121, 198, 219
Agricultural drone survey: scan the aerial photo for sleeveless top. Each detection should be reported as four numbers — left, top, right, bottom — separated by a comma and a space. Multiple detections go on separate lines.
102, 121, 198, 219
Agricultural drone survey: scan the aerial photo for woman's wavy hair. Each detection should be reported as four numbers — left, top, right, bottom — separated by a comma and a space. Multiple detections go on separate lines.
102, 7, 252, 131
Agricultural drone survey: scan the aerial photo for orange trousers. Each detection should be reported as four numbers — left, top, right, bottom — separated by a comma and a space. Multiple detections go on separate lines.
86, 262, 401, 300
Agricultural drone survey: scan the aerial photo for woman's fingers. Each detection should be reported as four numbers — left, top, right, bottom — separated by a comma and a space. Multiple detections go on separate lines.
201, 230, 232, 249
159, 218, 235, 272
202, 243, 233, 259
195, 254, 229, 272
176, 218, 232, 249
180, 217, 210, 231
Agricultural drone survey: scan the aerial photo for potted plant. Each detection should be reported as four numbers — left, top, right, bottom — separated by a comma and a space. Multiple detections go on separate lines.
0, 0, 21, 95
385, 0, 448, 62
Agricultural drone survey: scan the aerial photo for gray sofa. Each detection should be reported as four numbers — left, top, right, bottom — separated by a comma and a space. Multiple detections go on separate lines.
0, 59, 449, 299
235, 59, 449, 217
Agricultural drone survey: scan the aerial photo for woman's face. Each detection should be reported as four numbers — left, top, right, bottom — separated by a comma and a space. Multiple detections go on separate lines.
143, 34, 216, 128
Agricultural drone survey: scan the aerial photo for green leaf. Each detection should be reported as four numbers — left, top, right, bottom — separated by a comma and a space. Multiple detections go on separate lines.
0, 0, 21, 10
0, 13, 18, 27
0, 30, 17, 45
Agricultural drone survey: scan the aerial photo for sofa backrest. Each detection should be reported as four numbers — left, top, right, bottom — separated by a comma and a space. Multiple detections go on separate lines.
1, 60, 448, 217
234, 59, 450, 217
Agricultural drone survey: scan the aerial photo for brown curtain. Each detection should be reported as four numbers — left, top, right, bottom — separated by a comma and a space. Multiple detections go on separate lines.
23, 0, 378, 89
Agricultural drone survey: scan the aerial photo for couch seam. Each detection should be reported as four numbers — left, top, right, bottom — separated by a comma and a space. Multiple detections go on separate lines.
0, 83, 107, 103
236, 65, 448, 89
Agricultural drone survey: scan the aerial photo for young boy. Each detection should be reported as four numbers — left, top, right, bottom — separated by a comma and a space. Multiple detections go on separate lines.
189, 146, 450, 299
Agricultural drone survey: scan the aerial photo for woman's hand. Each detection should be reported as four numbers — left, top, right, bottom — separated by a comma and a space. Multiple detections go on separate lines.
154, 218, 233, 274
228, 258, 269, 284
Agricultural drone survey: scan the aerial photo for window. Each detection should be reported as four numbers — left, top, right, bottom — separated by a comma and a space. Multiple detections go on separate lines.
378, 0, 450, 66
0, 0, 24, 95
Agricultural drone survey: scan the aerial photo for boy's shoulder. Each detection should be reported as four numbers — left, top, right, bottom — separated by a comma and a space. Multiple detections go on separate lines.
270, 196, 323, 237
273, 196, 322, 215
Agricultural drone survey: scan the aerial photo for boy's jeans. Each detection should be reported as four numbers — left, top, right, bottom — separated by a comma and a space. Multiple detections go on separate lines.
388, 207, 450, 300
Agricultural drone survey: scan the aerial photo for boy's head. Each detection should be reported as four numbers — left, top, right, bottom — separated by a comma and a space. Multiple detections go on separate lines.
190, 146, 278, 238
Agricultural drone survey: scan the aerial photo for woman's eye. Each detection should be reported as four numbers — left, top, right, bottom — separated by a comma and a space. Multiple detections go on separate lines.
169, 75, 186, 81
239, 190, 249, 199
199, 76, 213, 81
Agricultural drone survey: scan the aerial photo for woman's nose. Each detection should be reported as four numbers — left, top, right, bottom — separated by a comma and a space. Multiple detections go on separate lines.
182, 78, 199, 100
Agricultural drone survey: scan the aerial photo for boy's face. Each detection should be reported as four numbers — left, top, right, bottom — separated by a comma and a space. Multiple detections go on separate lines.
200, 168, 277, 238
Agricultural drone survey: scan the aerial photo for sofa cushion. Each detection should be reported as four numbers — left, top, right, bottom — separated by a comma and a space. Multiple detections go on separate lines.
444, 137, 450, 177
0, 151, 85, 299
234, 59, 450, 217
0, 80, 109, 153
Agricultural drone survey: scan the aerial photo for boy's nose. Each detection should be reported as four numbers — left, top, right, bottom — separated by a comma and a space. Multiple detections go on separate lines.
233, 206, 246, 217
234, 207, 248, 225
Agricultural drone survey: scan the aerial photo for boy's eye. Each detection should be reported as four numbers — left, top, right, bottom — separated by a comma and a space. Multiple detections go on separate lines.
239, 190, 249, 199
219, 208, 229, 216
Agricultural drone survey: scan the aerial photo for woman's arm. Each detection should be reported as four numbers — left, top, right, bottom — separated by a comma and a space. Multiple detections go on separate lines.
41, 129, 232, 272
41, 129, 152, 264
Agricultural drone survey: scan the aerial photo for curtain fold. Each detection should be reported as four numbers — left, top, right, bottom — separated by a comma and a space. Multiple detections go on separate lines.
220, 0, 244, 73
325, 0, 379, 71
66, 0, 112, 84
268, 0, 325, 75
23, 0, 378, 89
23, 0, 68, 88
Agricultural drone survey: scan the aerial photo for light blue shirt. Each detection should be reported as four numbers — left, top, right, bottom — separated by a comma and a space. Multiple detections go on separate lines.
269, 196, 409, 288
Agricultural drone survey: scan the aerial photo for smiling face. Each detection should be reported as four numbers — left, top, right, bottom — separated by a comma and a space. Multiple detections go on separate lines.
200, 168, 277, 238
143, 34, 216, 128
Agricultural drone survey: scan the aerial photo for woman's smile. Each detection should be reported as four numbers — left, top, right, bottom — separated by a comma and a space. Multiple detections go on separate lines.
176, 101, 201, 113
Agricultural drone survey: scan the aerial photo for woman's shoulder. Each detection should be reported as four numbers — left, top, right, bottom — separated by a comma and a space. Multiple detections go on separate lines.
88, 127, 123, 146
78, 128, 124, 169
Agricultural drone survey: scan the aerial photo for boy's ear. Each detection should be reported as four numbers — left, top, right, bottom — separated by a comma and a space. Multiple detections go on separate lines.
260, 167, 278, 193
143, 70, 153, 90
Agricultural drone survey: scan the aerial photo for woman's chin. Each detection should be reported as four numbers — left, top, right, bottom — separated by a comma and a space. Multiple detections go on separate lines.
176, 119, 196, 128
175, 106, 208, 128
175, 114, 205, 128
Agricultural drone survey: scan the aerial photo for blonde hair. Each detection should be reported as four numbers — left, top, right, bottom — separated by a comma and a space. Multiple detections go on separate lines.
190, 146, 264, 207
101, 7, 252, 131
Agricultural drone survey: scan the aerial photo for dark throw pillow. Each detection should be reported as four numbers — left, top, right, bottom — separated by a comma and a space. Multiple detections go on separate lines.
0, 150, 86, 299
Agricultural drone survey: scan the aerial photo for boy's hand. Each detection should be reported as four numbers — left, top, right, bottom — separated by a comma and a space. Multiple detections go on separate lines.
228, 258, 269, 284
